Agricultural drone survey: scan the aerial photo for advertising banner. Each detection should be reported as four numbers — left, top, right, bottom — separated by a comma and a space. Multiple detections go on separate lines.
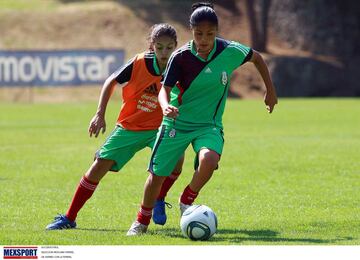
0, 50, 124, 87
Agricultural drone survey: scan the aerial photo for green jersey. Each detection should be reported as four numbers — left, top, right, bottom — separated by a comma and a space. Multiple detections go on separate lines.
163, 37, 252, 130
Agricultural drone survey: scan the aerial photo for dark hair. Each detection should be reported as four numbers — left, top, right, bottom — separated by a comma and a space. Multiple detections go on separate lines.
190, 2, 218, 28
148, 23, 177, 50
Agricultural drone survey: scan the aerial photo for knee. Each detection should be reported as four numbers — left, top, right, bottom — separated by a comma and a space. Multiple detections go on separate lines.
199, 150, 220, 171
86, 158, 113, 182
147, 174, 166, 187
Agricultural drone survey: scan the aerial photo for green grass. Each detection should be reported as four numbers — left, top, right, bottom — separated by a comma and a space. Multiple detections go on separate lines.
0, 0, 192, 12
0, 0, 106, 11
0, 0, 59, 11
0, 98, 359, 245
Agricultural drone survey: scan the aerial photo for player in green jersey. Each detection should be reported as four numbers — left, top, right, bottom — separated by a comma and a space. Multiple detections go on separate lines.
127, 2, 278, 235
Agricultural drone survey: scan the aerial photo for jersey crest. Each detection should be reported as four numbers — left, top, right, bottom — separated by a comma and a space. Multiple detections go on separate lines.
221, 71, 228, 86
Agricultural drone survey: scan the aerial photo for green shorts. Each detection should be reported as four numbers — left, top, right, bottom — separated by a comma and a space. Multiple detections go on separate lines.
96, 125, 158, 172
148, 125, 224, 176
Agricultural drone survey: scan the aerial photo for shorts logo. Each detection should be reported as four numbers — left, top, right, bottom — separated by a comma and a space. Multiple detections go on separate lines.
221, 71, 228, 86
3, 247, 38, 259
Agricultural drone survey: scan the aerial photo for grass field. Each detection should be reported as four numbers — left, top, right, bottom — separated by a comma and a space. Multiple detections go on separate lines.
0, 0, 59, 11
0, 98, 359, 245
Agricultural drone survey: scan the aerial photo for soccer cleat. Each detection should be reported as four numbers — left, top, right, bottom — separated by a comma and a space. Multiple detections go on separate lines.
153, 199, 172, 225
46, 214, 76, 230
126, 221, 148, 236
179, 201, 191, 215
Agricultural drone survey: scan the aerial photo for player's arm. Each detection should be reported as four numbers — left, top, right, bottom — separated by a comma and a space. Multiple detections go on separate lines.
88, 75, 117, 138
88, 57, 134, 137
158, 85, 179, 118
249, 50, 278, 113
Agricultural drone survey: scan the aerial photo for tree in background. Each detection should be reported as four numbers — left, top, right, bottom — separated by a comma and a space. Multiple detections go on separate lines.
245, 0, 272, 52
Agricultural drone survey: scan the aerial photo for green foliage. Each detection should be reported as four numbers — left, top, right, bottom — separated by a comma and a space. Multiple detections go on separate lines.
0, 99, 359, 245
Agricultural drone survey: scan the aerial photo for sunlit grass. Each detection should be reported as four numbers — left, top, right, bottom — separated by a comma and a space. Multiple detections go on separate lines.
0, 98, 359, 245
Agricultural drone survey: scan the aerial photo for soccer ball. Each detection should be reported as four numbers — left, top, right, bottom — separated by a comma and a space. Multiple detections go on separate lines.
180, 205, 217, 241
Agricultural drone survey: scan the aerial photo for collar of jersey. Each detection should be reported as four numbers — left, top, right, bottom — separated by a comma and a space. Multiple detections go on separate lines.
152, 54, 161, 75
190, 39, 217, 62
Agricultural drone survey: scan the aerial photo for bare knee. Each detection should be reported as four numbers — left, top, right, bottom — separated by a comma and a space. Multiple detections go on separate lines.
85, 158, 114, 182
199, 149, 220, 171
146, 173, 166, 188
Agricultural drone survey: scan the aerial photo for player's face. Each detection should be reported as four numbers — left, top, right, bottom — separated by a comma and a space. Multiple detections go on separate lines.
153, 36, 176, 68
192, 21, 217, 56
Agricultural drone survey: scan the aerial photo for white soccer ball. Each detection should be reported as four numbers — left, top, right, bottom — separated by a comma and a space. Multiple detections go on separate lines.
180, 205, 217, 241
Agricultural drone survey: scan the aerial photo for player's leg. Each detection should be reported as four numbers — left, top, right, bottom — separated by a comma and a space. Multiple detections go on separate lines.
146, 131, 185, 225
46, 158, 114, 230
188, 149, 219, 191
127, 126, 190, 235
64, 158, 114, 222
46, 126, 154, 230
63, 127, 147, 225
153, 154, 184, 225
157, 154, 184, 201
179, 127, 224, 214
130, 173, 167, 234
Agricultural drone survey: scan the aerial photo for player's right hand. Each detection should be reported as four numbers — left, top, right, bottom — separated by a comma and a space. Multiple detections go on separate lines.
163, 105, 179, 119
88, 114, 106, 138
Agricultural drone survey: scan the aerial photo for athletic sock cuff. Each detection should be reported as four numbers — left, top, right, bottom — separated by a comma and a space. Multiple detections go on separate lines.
186, 185, 198, 195
80, 176, 98, 191
140, 205, 153, 216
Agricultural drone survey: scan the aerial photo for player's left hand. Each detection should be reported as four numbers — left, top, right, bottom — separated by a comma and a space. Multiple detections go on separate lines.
264, 90, 278, 113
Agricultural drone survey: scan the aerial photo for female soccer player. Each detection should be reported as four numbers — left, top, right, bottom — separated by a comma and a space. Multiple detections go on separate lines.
127, 2, 278, 235
46, 23, 183, 230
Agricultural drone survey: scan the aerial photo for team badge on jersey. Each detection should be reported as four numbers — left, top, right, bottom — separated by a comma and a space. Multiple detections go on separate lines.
221, 71, 228, 86
169, 128, 176, 138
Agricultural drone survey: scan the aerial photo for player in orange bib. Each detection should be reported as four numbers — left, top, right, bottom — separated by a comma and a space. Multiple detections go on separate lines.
46, 24, 183, 230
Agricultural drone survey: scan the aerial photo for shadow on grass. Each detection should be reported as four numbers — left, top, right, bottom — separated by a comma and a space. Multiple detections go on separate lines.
158, 228, 354, 244
76, 228, 123, 232
72, 227, 354, 244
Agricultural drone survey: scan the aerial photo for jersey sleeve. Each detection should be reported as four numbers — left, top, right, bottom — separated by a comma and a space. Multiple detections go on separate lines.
228, 41, 253, 68
163, 52, 181, 88
111, 56, 135, 84
242, 48, 253, 65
